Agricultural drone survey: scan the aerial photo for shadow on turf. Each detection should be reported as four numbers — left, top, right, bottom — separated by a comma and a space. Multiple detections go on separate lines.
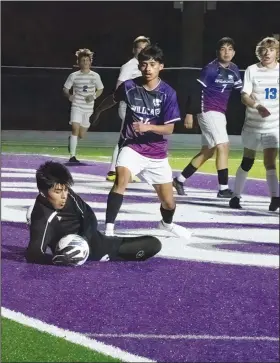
2, 244, 27, 262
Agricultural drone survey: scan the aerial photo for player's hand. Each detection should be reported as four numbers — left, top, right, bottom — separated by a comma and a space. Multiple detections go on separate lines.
184, 114, 193, 129
256, 105, 271, 118
69, 95, 74, 103
85, 95, 94, 103
52, 248, 84, 266
133, 122, 150, 134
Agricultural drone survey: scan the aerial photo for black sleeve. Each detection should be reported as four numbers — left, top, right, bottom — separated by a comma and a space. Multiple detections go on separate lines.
25, 200, 57, 265
185, 80, 203, 115
113, 82, 126, 103
69, 190, 98, 243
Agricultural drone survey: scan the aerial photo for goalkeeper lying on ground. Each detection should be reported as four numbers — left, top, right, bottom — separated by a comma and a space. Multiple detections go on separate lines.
25, 161, 161, 266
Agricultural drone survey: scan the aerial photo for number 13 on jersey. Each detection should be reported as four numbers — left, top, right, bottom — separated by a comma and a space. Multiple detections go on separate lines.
265, 88, 278, 99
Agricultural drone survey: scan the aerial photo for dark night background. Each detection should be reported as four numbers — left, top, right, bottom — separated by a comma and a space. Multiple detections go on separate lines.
1, 1, 280, 133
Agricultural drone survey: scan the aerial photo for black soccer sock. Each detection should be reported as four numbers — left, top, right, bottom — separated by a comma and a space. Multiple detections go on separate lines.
217, 168, 228, 186
160, 205, 176, 224
116, 236, 162, 261
105, 191, 124, 224
182, 163, 198, 179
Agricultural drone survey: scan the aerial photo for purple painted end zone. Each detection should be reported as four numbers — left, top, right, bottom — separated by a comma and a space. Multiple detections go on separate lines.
2, 154, 279, 363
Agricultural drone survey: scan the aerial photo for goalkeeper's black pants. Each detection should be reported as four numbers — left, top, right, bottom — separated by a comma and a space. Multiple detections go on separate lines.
89, 232, 162, 261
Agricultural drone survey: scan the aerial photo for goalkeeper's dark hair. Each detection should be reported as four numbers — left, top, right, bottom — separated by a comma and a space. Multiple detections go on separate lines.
138, 44, 164, 64
216, 37, 235, 51
36, 161, 74, 192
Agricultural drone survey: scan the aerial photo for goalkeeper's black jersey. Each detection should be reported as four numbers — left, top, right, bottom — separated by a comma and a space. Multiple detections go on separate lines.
25, 189, 119, 264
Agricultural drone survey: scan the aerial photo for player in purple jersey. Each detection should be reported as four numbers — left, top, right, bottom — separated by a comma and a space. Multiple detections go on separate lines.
173, 37, 243, 198
91, 45, 192, 239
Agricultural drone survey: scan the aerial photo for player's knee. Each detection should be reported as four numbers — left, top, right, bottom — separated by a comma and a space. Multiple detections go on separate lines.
138, 236, 162, 260
201, 147, 215, 159
241, 157, 254, 172
161, 201, 175, 210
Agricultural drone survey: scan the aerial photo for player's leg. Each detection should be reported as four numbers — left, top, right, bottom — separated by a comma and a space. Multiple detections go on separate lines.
115, 235, 162, 261
262, 132, 279, 211
173, 145, 215, 195
89, 231, 161, 261
215, 141, 232, 198
105, 147, 144, 236
143, 157, 192, 238
230, 131, 258, 209
68, 108, 83, 162
229, 147, 256, 209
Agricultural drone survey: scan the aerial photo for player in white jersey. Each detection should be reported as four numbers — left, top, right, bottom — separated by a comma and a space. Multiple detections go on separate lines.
230, 37, 280, 211
106, 36, 150, 182
63, 49, 104, 162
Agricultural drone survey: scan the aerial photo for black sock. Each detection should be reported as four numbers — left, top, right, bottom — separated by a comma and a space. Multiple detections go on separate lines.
182, 163, 198, 179
105, 191, 123, 223
160, 205, 175, 224
217, 168, 228, 186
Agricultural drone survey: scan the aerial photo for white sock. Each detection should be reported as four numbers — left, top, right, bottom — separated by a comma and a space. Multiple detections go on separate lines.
266, 169, 279, 197
219, 184, 229, 191
177, 174, 186, 183
109, 144, 119, 172
233, 166, 248, 198
70, 135, 78, 157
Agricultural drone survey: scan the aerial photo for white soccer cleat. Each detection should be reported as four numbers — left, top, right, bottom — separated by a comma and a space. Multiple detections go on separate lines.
158, 220, 193, 239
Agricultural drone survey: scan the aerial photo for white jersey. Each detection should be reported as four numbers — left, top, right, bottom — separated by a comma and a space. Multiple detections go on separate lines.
242, 62, 279, 133
64, 70, 104, 112
118, 58, 142, 118
118, 57, 142, 82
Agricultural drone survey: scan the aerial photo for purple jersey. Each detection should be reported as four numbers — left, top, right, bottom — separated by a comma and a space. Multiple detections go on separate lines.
198, 59, 242, 114
114, 77, 181, 159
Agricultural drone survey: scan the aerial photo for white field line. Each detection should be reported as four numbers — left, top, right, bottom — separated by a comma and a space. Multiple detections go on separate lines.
1, 307, 155, 363
2, 153, 267, 181
85, 332, 279, 342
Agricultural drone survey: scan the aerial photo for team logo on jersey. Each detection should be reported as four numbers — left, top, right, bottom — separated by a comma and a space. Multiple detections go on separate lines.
228, 75, 234, 80
153, 98, 162, 107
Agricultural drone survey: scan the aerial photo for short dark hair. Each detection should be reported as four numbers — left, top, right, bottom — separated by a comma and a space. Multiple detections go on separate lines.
36, 161, 74, 192
138, 45, 164, 64
216, 37, 235, 51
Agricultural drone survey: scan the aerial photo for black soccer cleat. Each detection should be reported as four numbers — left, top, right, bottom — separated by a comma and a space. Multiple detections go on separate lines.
217, 189, 233, 198
173, 177, 186, 195
229, 196, 242, 209
68, 136, 71, 153
69, 156, 80, 163
269, 197, 280, 212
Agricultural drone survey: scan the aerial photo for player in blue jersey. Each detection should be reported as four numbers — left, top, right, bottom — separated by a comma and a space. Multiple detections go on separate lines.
91, 45, 192, 239
173, 37, 243, 198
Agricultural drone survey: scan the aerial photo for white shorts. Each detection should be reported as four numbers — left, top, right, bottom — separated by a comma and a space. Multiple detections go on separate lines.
69, 107, 92, 128
197, 111, 229, 148
241, 129, 279, 150
116, 146, 173, 185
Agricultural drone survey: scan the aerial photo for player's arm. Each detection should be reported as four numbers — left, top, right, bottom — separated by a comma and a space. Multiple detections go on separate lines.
133, 90, 180, 135
25, 203, 57, 265
63, 73, 75, 102
241, 67, 270, 117
184, 80, 203, 128
91, 83, 126, 125
141, 123, 175, 135
69, 190, 98, 242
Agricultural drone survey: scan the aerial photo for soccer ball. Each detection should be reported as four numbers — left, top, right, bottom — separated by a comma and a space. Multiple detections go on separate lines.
55, 234, 90, 266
